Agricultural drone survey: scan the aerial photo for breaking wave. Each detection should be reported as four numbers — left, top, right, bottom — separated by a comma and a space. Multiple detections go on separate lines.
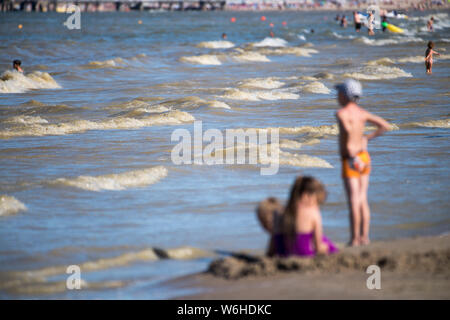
0, 70, 61, 94
197, 41, 235, 49
403, 119, 450, 129
221, 88, 299, 101
343, 65, 412, 80
260, 47, 319, 57
50, 166, 168, 191
302, 81, 330, 94
355, 36, 423, 46
232, 51, 271, 63
366, 58, 396, 66
0, 195, 27, 217
238, 78, 285, 89
0, 110, 195, 139
85, 57, 126, 68
180, 54, 222, 65
253, 37, 288, 47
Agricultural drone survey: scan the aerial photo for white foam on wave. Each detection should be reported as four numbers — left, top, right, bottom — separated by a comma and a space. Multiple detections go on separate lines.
302, 81, 331, 94
343, 65, 412, 80
0, 110, 195, 139
239, 78, 285, 89
232, 51, 271, 63
355, 36, 423, 46
0, 195, 27, 217
51, 166, 168, 192
180, 55, 222, 65
86, 57, 126, 68
206, 100, 231, 109
260, 47, 319, 57
221, 88, 299, 101
253, 37, 288, 47
277, 151, 333, 168
197, 41, 235, 49
366, 58, 396, 66
0, 70, 61, 94
3, 115, 49, 125
332, 32, 356, 40
206, 139, 332, 169
396, 56, 425, 64
404, 119, 450, 129
279, 139, 302, 150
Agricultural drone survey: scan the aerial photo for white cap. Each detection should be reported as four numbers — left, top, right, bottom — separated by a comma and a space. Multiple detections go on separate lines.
335, 79, 362, 100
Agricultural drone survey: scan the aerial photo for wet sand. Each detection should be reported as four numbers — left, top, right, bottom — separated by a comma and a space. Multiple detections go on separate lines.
172, 235, 450, 299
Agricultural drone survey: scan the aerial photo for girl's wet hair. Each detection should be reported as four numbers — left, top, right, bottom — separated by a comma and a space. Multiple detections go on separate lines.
282, 176, 327, 240
428, 41, 434, 49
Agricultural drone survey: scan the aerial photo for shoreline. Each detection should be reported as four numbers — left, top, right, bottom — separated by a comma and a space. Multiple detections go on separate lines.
170, 234, 450, 299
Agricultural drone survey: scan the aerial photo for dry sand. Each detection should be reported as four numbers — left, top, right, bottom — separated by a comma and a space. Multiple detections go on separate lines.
171, 234, 450, 299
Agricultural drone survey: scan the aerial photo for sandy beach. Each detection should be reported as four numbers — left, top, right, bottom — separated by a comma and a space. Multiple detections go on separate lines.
173, 234, 450, 299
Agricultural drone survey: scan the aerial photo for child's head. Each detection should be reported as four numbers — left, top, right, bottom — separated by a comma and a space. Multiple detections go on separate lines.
13, 60, 21, 69
256, 197, 283, 233
281, 176, 326, 237
287, 176, 326, 208
428, 41, 434, 49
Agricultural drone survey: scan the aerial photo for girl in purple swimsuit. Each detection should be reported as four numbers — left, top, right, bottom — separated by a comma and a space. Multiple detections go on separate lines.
273, 176, 338, 257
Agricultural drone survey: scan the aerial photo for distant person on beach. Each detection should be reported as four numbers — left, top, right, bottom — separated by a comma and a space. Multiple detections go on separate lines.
340, 15, 348, 28
222, 33, 227, 40
13, 60, 23, 73
353, 11, 362, 32
335, 79, 391, 246
425, 41, 440, 74
272, 176, 338, 257
256, 197, 284, 256
427, 17, 434, 32
269, 31, 275, 38
368, 12, 375, 36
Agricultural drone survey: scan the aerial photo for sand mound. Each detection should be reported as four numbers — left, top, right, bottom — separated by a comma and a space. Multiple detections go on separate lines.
208, 238, 450, 280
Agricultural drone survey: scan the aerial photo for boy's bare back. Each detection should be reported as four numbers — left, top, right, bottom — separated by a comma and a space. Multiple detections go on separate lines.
337, 102, 391, 159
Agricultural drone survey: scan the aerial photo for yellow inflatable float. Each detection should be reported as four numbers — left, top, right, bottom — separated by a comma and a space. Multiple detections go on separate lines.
382, 22, 404, 33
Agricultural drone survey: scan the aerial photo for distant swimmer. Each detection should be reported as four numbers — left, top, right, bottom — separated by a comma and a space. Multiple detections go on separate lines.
222, 33, 227, 40
427, 17, 434, 32
340, 15, 348, 28
368, 12, 375, 36
353, 11, 362, 32
13, 60, 23, 73
335, 14, 341, 22
335, 79, 391, 246
310, 29, 314, 34
425, 41, 440, 74
269, 31, 275, 38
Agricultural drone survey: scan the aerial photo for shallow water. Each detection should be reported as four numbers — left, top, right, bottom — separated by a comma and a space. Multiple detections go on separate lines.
0, 10, 449, 299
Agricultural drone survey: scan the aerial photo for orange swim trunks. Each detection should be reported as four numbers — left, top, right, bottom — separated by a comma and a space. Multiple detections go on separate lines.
342, 151, 371, 178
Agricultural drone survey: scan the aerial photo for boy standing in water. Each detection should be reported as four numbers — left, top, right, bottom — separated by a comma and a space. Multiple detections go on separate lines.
335, 79, 391, 246
13, 60, 23, 73
425, 41, 440, 74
